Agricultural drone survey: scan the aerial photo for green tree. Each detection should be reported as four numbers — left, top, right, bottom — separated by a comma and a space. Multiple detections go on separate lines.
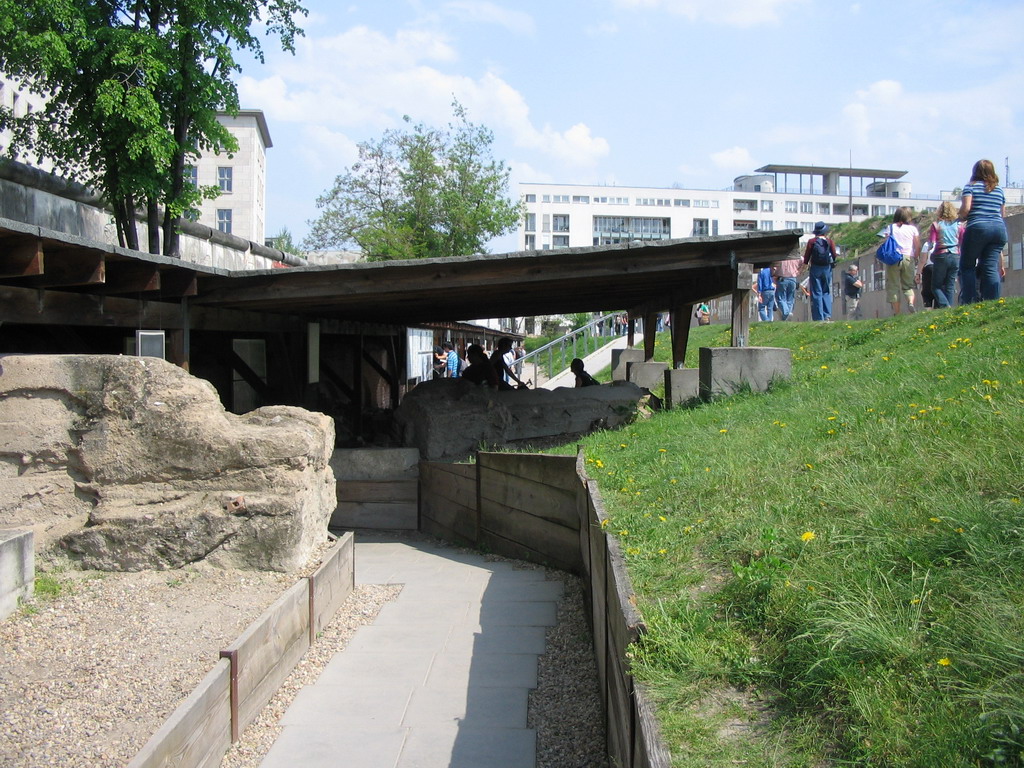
305, 102, 523, 261
0, 0, 305, 256
267, 226, 303, 256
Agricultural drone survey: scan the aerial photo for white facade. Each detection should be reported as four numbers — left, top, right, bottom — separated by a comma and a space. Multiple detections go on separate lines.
519, 166, 941, 251
0, 73, 53, 173
193, 111, 271, 245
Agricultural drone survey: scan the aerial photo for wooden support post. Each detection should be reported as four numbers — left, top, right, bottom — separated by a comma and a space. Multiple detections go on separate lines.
167, 297, 190, 371
626, 315, 635, 349
669, 302, 693, 368
732, 262, 753, 348
643, 311, 657, 361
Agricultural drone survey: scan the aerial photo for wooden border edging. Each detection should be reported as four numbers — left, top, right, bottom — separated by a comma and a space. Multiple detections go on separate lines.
419, 453, 671, 768
128, 532, 356, 768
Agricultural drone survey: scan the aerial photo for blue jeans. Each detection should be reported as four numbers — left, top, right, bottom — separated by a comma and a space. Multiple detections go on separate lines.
758, 290, 775, 321
931, 251, 959, 308
776, 277, 796, 320
809, 265, 833, 321
960, 219, 1007, 303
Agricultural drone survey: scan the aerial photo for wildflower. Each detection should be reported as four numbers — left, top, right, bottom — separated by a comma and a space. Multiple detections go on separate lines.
827, 415, 837, 420
805, 463, 814, 470
910, 598, 921, 604
719, 429, 728, 434
929, 517, 941, 522
683, 526, 693, 533
827, 429, 836, 434
627, 547, 640, 555
595, 459, 604, 468
937, 374, 945, 379
929, 324, 937, 330
619, 529, 629, 536
937, 657, 952, 667
620, 443, 627, 448
821, 365, 829, 370
882, 355, 891, 361
801, 531, 816, 542
658, 448, 667, 453
659, 515, 667, 522
658, 548, 667, 555
600, 519, 609, 529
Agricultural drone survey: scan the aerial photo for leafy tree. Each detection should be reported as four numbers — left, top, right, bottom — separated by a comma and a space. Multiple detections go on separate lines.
305, 102, 523, 261
267, 226, 303, 256
0, 0, 305, 256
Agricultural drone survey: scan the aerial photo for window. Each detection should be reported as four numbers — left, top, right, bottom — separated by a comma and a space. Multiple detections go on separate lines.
817, 202, 830, 215
524, 194, 536, 203
761, 200, 773, 212
525, 234, 536, 250
733, 220, 758, 231
592, 216, 671, 243
693, 219, 709, 236
712, 220, 719, 236
800, 201, 813, 214
610, 197, 629, 205
785, 221, 798, 229
593, 196, 608, 204
734, 199, 757, 212
785, 201, 798, 213
524, 213, 536, 232
184, 165, 198, 187
542, 195, 551, 203
694, 199, 710, 208
711, 201, 719, 208
872, 205, 887, 216
216, 209, 233, 234
572, 195, 589, 204
542, 214, 551, 233
552, 235, 570, 248
760, 221, 774, 231
674, 199, 690, 207
754, 184, 762, 192
802, 221, 814, 232
218, 166, 233, 193
637, 198, 654, 206
552, 194, 570, 203
552, 214, 570, 232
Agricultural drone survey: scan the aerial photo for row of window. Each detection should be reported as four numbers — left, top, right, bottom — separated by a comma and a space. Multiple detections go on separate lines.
184, 165, 234, 193
524, 193, 719, 208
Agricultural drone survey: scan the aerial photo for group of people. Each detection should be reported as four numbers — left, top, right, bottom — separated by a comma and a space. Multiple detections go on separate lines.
753, 159, 1009, 322
432, 337, 527, 390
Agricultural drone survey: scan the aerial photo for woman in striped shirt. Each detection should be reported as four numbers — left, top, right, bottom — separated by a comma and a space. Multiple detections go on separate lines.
958, 159, 1007, 303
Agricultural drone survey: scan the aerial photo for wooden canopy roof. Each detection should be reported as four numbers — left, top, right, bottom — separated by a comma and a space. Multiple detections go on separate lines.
0, 217, 801, 328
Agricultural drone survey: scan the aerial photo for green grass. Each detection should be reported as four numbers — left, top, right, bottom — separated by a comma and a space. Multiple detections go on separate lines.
551, 298, 1024, 766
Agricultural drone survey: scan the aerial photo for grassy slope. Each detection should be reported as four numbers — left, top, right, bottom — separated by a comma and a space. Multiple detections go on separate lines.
552, 300, 1024, 766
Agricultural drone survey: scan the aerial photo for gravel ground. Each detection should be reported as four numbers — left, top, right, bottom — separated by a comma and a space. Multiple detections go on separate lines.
0, 539, 608, 768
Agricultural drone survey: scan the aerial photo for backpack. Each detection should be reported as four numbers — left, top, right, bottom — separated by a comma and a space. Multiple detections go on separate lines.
809, 236, 833, 266
876, 226, 902, 265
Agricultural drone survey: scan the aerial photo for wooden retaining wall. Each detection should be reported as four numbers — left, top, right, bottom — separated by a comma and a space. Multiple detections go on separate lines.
420, 452, 671, 768
128, 532, 355, 768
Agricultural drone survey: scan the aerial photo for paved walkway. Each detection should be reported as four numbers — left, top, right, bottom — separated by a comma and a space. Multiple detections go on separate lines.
541, 334, 642, 390
259, 534, 563, 768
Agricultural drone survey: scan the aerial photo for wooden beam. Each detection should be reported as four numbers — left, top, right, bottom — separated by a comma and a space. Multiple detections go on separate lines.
669, 301, 693, 368
642, 311, 657, 362
0, 237, 44, 278
160, 270, 198, 298
731, 261, 753, 347
17, 249, 105, 287
101, 262, 161, 294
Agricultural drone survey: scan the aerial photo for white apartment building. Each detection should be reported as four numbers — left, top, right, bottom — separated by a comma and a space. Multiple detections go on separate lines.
520, 164, 941, 251
190, 110, 271, 244
3, 72, 270, 245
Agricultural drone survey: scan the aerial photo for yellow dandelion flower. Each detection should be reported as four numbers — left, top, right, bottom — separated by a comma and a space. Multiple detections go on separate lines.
719, 428, 728, 433
801, 531, 816, 542
910, 598, 921, 604
821, 365, 829, 370
658, 548, 667, 555
658, 448, 667, 453
600, 519, 609, 528
929, 324, 937, 330
937, 374, 945, 379
805, 463, 814, 470
620, 443, 627, 448
659, 515, 667, 522
595, 459, 604, 468
937, 657, 952, 667
929, 517, 941, 522
627, 547, 640, 555
683, 526, 693, 533
827, 429, 836, 434
619, 529, 629, 536
882, 355, 891, 361
956, 527, 965, 533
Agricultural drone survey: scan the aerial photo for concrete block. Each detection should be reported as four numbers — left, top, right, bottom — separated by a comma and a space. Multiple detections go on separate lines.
610, 348, 644, 381
330, 448, 420, 481
626, 361, 668, 390
699, 346, 792, 400
331, 501, 418, 531
664, 368, 700, 408
0, 529, 34, 621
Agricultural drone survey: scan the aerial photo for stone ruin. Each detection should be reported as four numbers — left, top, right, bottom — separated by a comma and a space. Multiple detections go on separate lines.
395, 378, 646, 461
0, 354, 335, 572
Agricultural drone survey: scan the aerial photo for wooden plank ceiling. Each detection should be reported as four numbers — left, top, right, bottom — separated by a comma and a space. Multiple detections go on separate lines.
0, 217, 801, 327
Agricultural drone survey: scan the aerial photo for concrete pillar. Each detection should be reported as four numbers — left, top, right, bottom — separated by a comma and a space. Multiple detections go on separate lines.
664, 368, 699, 408
699, 346, 792, 400
626, 361, 668, 390
610, 348, 644, 381
0, 529, 34, 621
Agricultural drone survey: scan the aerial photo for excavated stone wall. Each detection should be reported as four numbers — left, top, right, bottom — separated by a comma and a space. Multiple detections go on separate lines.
0, 354, 335, 571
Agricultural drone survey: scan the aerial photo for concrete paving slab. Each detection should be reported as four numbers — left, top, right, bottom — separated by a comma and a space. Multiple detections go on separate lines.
279, 682, 413, 729
396, 725, 536, 768
479, 580, 565, 601
344, 623, 452, 654
475, 600, 558, 626
260, 725, 407, 768
402, 685, 530, 728
442, 625, 549, 655
425, 652, 539, 688
373, 598, 473, 625
318, 651, 437, 687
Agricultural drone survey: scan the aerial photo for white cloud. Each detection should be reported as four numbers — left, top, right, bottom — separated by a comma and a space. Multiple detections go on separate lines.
612, 0, 806, 27
710, 146, 754, 171
441, 1, 535, 35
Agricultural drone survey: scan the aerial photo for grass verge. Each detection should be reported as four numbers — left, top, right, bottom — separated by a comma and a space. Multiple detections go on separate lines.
552, 298, 1024, 766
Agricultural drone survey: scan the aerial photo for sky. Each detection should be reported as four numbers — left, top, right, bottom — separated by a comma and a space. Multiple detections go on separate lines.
235, 0, 1024, 253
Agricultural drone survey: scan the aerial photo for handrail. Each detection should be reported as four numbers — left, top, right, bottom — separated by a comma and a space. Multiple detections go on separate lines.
518, 312, 626, 383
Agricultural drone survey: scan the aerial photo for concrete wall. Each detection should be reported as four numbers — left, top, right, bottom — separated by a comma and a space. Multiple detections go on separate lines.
329, 448, 419, 530
0, 528, 34, 621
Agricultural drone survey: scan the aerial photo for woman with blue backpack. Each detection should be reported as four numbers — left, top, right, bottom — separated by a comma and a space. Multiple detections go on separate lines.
958, 159, 1007, 303
878, 207, 921, 315
802, 221, 836, 322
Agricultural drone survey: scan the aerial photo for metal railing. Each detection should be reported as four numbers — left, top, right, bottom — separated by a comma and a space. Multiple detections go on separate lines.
518, 312, 627, 384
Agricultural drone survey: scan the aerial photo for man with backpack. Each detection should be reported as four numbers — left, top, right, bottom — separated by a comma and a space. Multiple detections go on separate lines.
755, 266, 776, 322
802, 221, 837, 322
